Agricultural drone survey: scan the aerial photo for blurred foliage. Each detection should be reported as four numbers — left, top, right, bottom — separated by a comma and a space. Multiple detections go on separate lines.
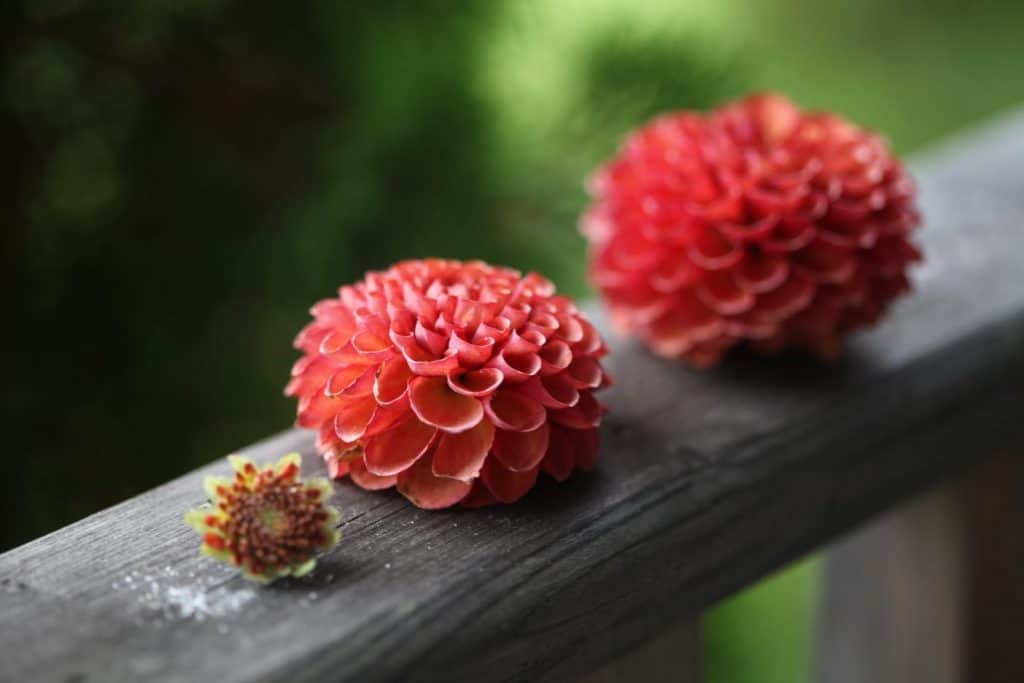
705, 557, 821, 683
4, 0, 1024, 681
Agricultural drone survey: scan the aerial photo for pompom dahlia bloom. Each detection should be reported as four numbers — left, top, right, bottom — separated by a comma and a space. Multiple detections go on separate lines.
583, 92, 922, 366
286, 259, 609, 509
185, 453, 340, 583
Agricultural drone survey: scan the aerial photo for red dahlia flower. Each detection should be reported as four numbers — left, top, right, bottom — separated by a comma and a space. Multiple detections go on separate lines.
286, 259, 609, 509
582, 92, 922, 366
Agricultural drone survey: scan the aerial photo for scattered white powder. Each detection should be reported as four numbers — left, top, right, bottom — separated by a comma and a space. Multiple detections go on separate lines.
152, 584, 257, 621
115, 566, 256, 625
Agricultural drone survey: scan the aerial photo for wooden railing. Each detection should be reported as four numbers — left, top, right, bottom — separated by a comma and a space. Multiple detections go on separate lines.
2, 109, 1023, 683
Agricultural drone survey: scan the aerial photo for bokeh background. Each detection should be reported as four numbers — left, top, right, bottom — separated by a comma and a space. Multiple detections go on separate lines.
5, 0, 1024, 680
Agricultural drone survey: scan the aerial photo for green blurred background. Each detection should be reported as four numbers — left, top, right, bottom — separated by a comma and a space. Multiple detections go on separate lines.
4, 0, 1024, 680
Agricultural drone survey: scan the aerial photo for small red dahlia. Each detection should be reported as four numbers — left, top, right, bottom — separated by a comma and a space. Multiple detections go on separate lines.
286, 259, 609, 509
582, 92, 922, 366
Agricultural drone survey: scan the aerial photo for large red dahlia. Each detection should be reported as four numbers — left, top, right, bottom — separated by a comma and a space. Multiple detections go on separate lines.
582, 92, 922, 366
286, 259, 609, 509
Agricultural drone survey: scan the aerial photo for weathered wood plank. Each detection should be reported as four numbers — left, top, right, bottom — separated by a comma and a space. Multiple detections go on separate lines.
817, 481, 969, 683
817, 451, 1024, 683
2, 109, 1024, 683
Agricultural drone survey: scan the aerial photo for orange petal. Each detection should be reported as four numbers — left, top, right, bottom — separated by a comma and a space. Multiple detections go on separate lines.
409, 375, 484, 433
325, 364, 372, 397
461, 480, 499, 508
364, 416, 436, 477
537, 340, 573, 375
541, 426, 576, 482
566, 356, 603, 389
481, 458, 539, 504
697, 271, 756, 316
493, 423, 550, 472
397, 452, 473, 509
735, 251, 790, 294
432, 420, 495, 481
349, 457, 397, 491
363, 398, 413, 438
517, 375, 579, 409
484, 388, 546, 432
332, 395, 378, 443
374, 357, 412, 405
549, 392, 604, 430
447, 368, 503, 397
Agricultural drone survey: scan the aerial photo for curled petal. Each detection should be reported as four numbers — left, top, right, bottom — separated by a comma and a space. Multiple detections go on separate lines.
736, 251, 790, 294
297, 391, 339, 428
481, 458, 540, 504
374, 357, 412, 405
331, 365, 377, 398
484, 389, 546, 432
687, 225, 743, 270
333, 395, 378, 443
447, 368, 503, 397
573, 319, 605, 356
541, 426, 576, 481
566, 356, 603, 389
553, 315, 584, 343
461, 480, 499, 508
432, 419, 495, 481
349, 457, 397, 491
450, 332, 494, 366
364, 416, 436, 477
363, 398, 413, 438
409, 375, 484, 433
504, 329, 546, 354
550, 392, 604, 430
756, 275, 816, 321
415, 319, 449, 356
487, 350, 541, 383
325, 364, 372, 397
517, 374, 579, 409
538, 340, 573, 375
397, 452, 473, 509
407, 349, 461, 377
351, 330, 396, 360
493, 423, 550, 472
696, 271, 756, 316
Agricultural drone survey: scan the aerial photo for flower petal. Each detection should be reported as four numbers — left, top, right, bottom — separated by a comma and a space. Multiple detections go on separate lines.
364, 416, 436, 477
541, 426, 576, 481
566, 356, 603, 389
447, 367, 503, 397
481, 458, 539, 504
349, 457, 397, 491
432, 420, 495, 481
517, 375, 579, 409
374, 357, 412, 405
460, 480, 498, 508
549, 391, 604, 430
397, 452, 473, 509
493, 423, 550, 472
409, 375, 484, 433
363, 398, 413, 438
332, 395, 378, 443
484, 388, 546, 432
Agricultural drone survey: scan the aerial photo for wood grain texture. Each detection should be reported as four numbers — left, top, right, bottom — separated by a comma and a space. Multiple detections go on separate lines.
2, 110, 1024, 683
817, 482, 969, 683
817, 452, 1024, 683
